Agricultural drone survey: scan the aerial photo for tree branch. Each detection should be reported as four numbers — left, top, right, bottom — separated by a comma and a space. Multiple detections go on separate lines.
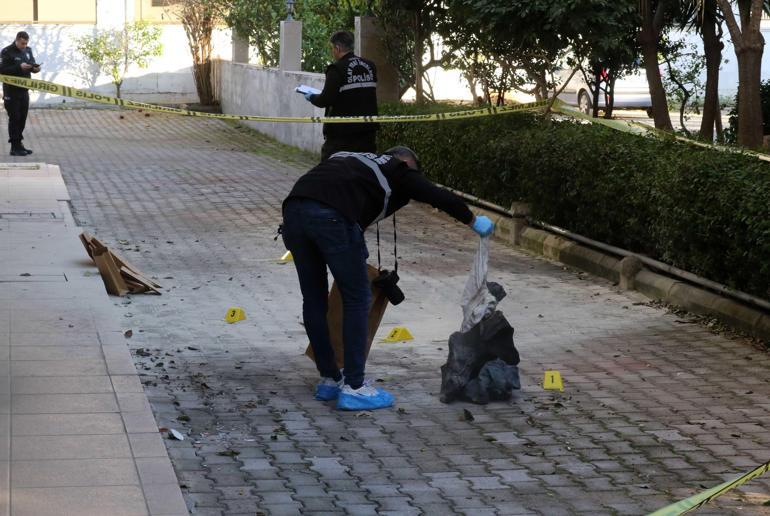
512, 84, 539, 95
545, 67, 579, 115
718, 0, 743, 44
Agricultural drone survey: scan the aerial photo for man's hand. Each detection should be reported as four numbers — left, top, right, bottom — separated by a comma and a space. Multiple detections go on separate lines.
32, 64, 41, 72
304, 92, 315, 102
20, 63, 33, 71
470, 215, 495, 237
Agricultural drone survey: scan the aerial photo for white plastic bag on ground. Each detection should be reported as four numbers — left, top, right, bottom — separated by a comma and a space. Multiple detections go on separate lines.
460, 236, 499, 332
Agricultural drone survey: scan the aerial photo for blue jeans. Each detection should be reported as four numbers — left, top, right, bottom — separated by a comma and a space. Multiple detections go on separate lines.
282, 198, 371, 388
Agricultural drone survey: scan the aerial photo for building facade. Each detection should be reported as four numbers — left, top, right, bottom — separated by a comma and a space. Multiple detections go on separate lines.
0, 0, 232, 104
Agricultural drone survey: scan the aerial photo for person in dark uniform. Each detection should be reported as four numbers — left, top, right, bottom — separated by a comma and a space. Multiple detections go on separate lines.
281, 146, 495, 410
304, 31, 379, 161
1, 31, 40, 156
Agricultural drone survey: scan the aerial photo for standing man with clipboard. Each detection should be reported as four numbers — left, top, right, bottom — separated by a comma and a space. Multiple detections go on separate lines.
302, 31, 379, 161
1, 31, 41, 156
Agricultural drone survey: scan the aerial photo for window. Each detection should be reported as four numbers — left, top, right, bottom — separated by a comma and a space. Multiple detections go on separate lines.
0, 2, 33, 22
139, 0, 181, 22
0, 0, 96, 23
37, 0, 96, 23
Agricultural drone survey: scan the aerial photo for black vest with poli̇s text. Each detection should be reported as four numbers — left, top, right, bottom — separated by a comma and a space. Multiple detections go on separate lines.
324, 53, 378, 137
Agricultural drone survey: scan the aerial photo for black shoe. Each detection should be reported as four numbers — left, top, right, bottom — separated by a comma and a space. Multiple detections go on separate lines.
9, 149, 27, 156
20, 147, 32, 155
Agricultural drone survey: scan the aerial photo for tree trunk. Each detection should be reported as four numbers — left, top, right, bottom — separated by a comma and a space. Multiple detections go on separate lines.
180, 4, 215, 106
639, 24, 673, 130
715, 98, 724, 142
699, 8, 722, 141
413, 12, 425, 104
193, 60, 213, 105
591, 66, 601, 117
603, 73, 616, 119
718, 0, 765, 147
533, 70, 547, 102
736, 37, 764, 148
115, 81, 122, 99
679, 92, 691, 135
187, 35, 214, 105
464, 71, 479, 105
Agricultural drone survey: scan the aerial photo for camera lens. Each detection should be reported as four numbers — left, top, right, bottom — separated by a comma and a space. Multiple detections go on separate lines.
373, 270, 405, 305
387, 284, 405, 305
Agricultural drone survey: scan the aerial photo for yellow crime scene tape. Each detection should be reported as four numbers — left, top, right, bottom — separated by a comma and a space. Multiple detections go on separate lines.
5, 73, 767, 164
0, 73, 547, 123
648, 459, 770, 516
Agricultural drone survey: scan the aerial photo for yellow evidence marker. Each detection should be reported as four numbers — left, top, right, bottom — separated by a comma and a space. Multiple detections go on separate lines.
225, 307, 246, 323
278, 251, 293, 264
383, 326, 414, 343
543, 370, 564, 392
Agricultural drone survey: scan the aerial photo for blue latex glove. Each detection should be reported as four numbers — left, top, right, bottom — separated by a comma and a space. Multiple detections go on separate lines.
304, 92, 315, 101
471, 215, 494, 237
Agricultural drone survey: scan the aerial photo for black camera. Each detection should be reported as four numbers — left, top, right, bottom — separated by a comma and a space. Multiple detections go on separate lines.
373, 269, 405, 305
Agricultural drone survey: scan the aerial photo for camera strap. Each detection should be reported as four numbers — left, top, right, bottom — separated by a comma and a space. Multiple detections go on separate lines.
375, 214, 397, 273
329, 151, 398, 274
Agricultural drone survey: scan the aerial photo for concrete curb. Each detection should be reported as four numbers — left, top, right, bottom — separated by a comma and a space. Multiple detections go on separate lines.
476, 208, 770, 341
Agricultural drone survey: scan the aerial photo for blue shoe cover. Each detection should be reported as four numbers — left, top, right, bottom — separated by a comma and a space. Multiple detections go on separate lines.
337, 385, 394, 411
315, 378, 342, 401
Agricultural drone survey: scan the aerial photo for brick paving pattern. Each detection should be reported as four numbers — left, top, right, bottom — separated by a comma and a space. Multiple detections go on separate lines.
7, 106, 770, 515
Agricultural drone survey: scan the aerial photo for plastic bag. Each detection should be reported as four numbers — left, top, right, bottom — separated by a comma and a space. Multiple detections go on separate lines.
460, 237, 499, 332
439, 310, 519, 403
463, 359, 521, 405
440, 238, 520, 404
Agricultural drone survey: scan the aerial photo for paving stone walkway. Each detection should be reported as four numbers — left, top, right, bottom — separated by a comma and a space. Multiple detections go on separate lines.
6, 107, 770, 515
0, 161, 186, 515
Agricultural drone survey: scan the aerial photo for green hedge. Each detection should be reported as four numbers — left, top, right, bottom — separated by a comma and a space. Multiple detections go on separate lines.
378, 103, 770, 300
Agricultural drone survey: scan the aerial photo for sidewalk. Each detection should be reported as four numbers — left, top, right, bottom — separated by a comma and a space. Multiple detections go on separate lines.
0, 162, 186, 515
5, 107, 770, 515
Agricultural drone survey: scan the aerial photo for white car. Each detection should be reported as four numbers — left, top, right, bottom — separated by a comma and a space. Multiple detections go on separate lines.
557, 67, 652, 114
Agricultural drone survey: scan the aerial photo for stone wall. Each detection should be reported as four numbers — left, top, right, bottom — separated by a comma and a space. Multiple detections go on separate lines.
215, 60, 326, 155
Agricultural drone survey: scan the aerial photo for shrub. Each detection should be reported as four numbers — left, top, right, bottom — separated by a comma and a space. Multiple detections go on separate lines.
378, 103, 770, 299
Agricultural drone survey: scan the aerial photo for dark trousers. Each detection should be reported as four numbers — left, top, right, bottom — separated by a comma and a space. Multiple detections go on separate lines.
4, 90, 29, 148
320, 132, 377, 161
282, 198, 371, 388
